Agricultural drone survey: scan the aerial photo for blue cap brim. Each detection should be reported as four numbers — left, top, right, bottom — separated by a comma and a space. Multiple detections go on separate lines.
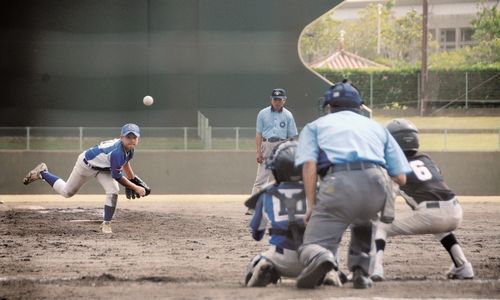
122, 131, 140, 137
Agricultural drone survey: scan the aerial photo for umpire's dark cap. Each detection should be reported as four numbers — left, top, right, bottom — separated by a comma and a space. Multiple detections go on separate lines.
121, 123, 141, 137
271, 88, 287, 99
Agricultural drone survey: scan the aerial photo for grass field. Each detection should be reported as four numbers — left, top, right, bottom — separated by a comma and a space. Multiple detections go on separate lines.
374, 116, 500, 128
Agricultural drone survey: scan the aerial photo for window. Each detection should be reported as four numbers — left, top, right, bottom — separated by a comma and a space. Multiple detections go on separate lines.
439, 28, 456, 50
460, 28, 474, 47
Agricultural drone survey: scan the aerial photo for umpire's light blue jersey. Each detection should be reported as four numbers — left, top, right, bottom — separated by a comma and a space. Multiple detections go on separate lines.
256, 107, 297, 140
295, 111, 411, 177
249, 182, 306, 250
84, 139, 134, 180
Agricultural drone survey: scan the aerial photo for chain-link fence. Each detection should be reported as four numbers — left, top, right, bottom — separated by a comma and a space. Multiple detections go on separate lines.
1, 126, 499, 151
320, 70, 500, 110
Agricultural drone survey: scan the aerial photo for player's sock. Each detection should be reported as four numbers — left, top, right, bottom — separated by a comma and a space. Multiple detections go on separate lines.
103, 205, 116, 222
40, 171, 60, 187
440, 233, 467, 267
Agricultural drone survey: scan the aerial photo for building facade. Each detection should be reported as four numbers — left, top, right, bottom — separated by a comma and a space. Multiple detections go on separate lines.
331, 0, 496, 50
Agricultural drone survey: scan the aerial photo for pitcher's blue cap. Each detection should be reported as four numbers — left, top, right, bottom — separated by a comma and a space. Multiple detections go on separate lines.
121, 123, 140, 137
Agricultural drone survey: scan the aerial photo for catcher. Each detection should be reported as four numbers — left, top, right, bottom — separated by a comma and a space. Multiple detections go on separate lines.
244, 141, 345, 287
371, 118, 474, 281
22, 123, 151, 234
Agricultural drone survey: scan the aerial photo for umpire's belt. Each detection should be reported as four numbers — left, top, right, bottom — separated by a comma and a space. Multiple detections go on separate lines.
263, 137, 285, 142
83, 158, 110, 171
329, 161, 380, 173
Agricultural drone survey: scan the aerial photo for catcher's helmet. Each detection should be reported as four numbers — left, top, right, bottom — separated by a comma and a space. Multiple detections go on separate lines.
386, 118, 419, 153
323, 80, 364, 110
267, 140, 302, 183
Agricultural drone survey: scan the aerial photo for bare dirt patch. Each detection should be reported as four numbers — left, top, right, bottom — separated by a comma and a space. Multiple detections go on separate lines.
0, 197, 499, 299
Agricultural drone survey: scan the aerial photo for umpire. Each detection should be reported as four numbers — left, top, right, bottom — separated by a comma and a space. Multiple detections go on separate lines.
294, 81, 411, 289
251, 88, 298, 196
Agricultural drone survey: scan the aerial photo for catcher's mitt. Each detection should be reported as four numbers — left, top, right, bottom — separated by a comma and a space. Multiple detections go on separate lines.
125, 175, 151, 199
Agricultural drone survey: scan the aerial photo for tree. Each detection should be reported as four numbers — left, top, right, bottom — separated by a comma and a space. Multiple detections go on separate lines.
299, 12, 341, 64
342, 4, 392, 62
386, 10, 423, 66
471, 1, 500, 42
299, 2, 429, 68
429, 1, 500, 68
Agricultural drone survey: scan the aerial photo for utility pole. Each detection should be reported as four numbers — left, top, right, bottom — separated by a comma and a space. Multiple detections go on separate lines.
420, 0, 429, 116
377, 3, 382, 55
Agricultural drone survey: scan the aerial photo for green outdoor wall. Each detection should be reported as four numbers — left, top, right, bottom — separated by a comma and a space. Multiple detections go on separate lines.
2, 151, 499, 195
1, 0, 340, 128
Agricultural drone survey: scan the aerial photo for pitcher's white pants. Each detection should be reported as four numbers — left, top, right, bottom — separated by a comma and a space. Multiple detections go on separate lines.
53, 153, 119, 198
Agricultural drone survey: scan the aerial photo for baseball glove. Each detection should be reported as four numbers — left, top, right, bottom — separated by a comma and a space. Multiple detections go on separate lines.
125, 175, 151, 199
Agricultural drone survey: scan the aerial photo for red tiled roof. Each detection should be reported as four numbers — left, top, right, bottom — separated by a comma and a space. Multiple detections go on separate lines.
310, 50, 387, 69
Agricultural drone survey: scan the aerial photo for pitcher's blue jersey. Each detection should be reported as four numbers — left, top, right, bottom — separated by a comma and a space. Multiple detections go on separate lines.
249, 182, 306, 250
84, 139, 134, 180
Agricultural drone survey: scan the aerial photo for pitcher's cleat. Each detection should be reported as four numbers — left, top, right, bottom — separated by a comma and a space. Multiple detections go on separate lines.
101, 221, 113, 234
23, 163, 47, 185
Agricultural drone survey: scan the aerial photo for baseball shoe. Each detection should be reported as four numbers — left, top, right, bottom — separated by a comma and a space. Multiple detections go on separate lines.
323, 270, 344, 287
245, 259, 279, 287
23, 163, 47, 185
296, 252, 335, 289
447, 261, 474, 279
352, 268, 373, 289
101, 221, 113, 234
370, 261, 385, 282
245, 208, 255, 215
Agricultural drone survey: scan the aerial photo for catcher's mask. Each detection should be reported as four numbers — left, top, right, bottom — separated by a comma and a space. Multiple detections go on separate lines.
386, 118, 419, 155
322, 79, 364, 113
266, 140, 302, 183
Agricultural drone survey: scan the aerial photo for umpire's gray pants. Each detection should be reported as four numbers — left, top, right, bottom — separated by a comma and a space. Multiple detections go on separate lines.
301, 167, 390, 275
251, 141, 281, 195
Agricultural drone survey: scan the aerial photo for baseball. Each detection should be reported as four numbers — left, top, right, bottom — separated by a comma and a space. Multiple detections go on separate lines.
143, 95, 154, 106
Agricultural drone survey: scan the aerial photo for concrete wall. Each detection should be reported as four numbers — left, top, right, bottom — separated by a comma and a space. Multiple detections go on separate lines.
2, 151, 499, 196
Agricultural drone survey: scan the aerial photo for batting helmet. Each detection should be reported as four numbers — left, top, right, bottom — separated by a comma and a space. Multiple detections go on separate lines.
386, 118, 419, 153
323, 80, 364, 111
267, 140, 302, 183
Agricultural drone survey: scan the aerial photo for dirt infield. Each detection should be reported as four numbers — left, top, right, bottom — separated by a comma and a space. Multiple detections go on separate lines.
0, 195, 499, 299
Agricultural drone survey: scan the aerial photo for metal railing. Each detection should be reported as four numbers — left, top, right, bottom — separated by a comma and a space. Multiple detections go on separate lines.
0, 126, 499, 151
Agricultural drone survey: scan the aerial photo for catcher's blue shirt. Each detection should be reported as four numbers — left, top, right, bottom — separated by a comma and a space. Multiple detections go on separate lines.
249, 182, 306, 250
256, 106, 297, 140
84, 139, 134, 180
295, 111, 411, 177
